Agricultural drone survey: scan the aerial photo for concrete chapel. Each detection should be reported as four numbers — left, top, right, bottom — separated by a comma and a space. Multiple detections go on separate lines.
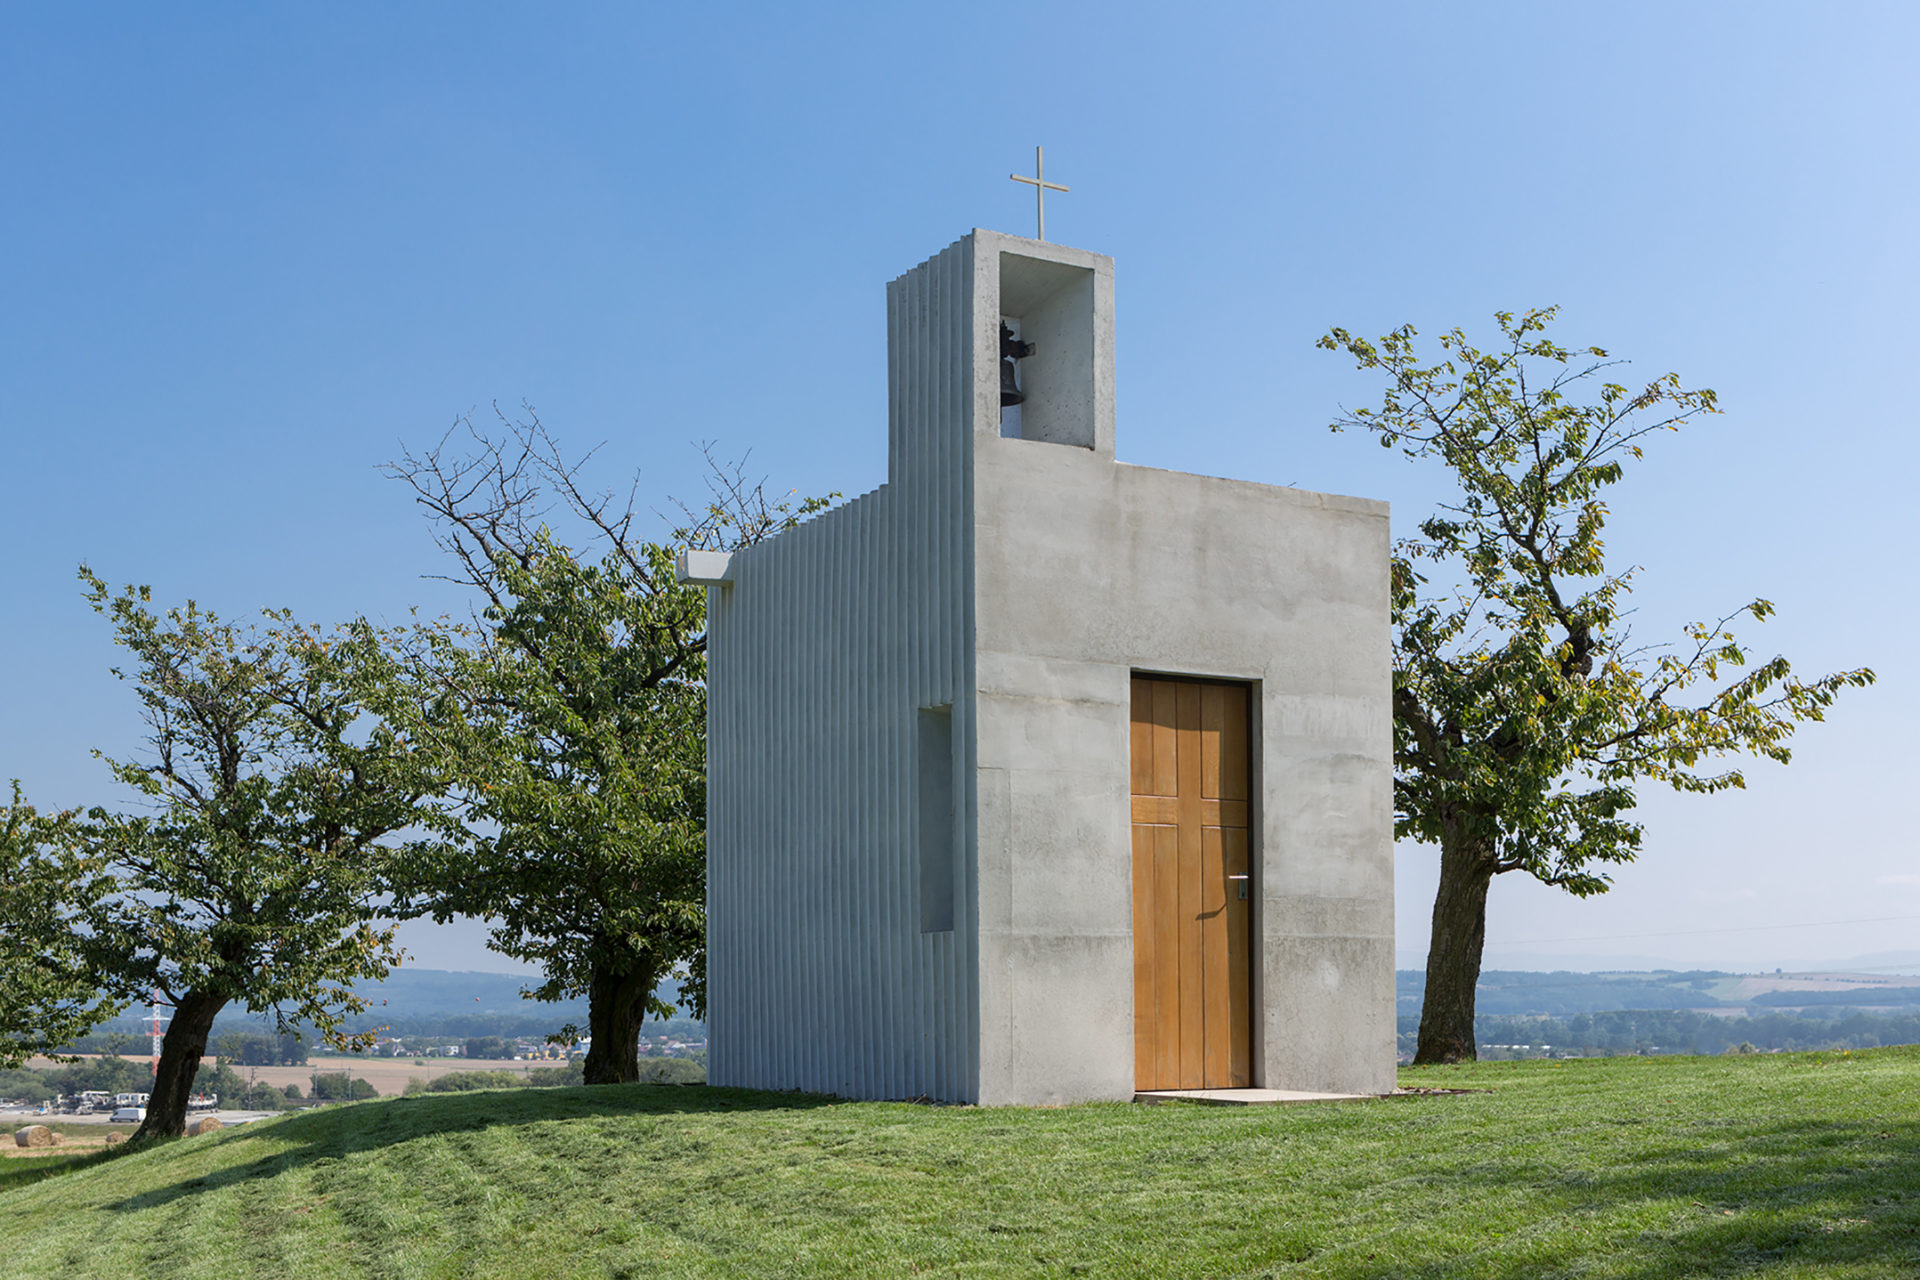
680, 229, 1395, 1104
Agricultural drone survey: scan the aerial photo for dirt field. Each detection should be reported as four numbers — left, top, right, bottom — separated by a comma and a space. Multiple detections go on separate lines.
2, 1119, 138, 1158
247, 1055, 557, 1095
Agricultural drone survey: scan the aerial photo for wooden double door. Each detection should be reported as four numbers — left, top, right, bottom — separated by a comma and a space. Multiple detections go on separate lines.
1130, 677, 1252, 1090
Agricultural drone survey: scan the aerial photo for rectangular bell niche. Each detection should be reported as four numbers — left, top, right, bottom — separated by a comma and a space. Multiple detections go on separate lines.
998, 251, 1098, 449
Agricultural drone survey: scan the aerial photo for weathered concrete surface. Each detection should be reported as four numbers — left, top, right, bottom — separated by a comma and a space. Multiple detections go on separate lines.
971, 441, 1395, 1100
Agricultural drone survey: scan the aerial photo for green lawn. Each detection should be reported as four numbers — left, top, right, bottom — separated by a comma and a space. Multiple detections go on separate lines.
1, 1049, 1915, 1279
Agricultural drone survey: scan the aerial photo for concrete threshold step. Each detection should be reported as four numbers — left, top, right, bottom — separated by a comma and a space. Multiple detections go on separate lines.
1133, 1087, 1379, 1106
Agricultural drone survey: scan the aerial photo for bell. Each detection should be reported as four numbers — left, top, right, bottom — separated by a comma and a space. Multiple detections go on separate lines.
1000, 357, 1025, 407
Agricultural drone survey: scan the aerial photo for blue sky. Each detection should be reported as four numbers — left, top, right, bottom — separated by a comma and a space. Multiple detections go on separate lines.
3, 3, 1914, 975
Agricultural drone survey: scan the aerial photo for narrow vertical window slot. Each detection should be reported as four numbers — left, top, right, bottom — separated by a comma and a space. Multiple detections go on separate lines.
918, 704, 956, 933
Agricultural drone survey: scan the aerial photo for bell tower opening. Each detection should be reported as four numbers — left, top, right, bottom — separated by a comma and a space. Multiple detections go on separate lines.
997, 251, 1097, 449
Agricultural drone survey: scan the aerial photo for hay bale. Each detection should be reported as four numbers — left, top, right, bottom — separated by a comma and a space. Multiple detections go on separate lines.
104, 1132, 127, 1147
187, 1115, 224, 1137
13, 1125, 54, 1148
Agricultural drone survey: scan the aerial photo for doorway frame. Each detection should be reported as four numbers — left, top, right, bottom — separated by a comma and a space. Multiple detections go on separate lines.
1126, 670, 1264, 1091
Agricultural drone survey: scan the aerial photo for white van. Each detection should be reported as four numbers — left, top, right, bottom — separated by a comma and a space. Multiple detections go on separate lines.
110, 1106, 146, 1123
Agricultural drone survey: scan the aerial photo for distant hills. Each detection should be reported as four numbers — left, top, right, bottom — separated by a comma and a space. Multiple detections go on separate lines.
78, 969, 697, 1045
1398, 968, 1920, 1019
1458, 949, 1920, 976
376, 966, 1920, 1025
89, 966, 1920, 1047
343, 969, 588, 1025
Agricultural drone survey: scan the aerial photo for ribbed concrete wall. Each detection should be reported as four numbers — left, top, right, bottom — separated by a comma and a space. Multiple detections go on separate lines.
704, 237, 978, 1100
706, 228, 1393, 1104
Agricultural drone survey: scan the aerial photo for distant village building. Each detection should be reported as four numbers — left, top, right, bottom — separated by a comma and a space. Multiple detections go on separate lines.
682, 231, 1394, 1104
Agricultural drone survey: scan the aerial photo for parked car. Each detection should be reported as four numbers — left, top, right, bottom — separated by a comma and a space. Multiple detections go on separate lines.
110, 1106, 146, 1123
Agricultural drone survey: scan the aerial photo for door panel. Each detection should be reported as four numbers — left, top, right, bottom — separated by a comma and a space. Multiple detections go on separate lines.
1130, 676, 1252, 1090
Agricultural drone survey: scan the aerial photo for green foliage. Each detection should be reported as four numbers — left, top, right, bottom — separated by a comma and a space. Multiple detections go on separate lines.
633, 1056, 703, 1084
363, 534, 706, 1087
214, 1031, 310, 1066
374, 535, 708, 1011
0, 784, 125, 1067
462, 1036, 513, 1061
1323, 311, 1874, 1062
74, 569, 434, 1048
0, 1067, 56, 1103
309, 1072, 378, 1101
1323, 309, 1873, 890
373, 416, 829, 1082
35, 569, 447, 1134
37, 1054, 154, 1098
526, 1060, 585, 1087
400, 1062, 585, 1093
402, 1070, 526, 1094
199, 1061, 299, 1110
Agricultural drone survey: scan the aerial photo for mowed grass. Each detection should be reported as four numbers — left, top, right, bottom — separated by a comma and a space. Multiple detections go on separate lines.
1, 1049, 1915, 1279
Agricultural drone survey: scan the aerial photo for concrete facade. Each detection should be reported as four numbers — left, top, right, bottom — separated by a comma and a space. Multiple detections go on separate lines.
689, 230, 1395, 1104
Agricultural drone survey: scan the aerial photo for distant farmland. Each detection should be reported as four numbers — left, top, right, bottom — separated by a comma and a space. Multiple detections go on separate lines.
26, 1054, 557, 1098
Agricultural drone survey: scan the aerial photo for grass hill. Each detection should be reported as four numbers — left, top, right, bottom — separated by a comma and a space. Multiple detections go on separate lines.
3, 1049, 1917, 1278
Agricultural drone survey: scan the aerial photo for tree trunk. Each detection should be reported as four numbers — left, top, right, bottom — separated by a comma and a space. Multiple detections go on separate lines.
1413, 832, 1496, 1065
135, 989, 227, 1140
581, 963, 654, 1085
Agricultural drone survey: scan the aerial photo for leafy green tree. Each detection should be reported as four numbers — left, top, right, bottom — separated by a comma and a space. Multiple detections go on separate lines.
0, 1067, 56, 1103
635, 1056, 705, 1085
1320, 310, 1874, 1064
215, 1031, 310, 1066
309, 1071, 378, 1100
74, 570, 439, 1138
463, 1036, 512, 1061
526, 1061, 584, 1087
407, 1069, 525, 1093
0, 786, 124, 1066
43, 1053, 152, 1099
373, 413, 824, 1084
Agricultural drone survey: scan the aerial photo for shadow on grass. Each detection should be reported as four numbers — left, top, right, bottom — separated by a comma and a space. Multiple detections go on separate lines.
0, 1149, 110, 1193
99, 1084, 836, 1215
1358, 1115, 1920, 1280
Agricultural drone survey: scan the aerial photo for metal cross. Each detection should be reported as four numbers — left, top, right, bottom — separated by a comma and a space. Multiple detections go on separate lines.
1009, 146, 1069, 241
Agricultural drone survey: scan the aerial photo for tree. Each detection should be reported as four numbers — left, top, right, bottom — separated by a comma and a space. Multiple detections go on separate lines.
464, 1036, 512, 1061
309, 1071, 378, 1101
215, 1031, 310, 1066
0, 785, 124, 1067
74, 570, 438, 1138
371, 410, 823, 1084
1319, 310, 1874, 1064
